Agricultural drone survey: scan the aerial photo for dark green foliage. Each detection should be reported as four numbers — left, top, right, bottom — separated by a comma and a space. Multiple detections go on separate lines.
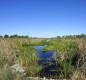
10, 34, 28, 38
0, 35, 3, 38
1, 34, 86, 39
4, 35, 9, 38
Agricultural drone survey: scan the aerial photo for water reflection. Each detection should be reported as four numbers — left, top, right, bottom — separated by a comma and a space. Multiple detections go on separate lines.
33, 46, 55, 63
34, 46, 58, 78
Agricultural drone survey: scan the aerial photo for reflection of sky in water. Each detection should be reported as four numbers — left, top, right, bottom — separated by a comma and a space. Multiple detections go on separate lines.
33, 46, 55, 59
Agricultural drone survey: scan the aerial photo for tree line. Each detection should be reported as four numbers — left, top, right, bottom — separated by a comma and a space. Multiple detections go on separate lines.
0, 34, 29, 38
56, 34, 86, 38
0, 34, 86, 38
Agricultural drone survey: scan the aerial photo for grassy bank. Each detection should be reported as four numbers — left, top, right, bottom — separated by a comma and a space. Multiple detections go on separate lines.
0, 38, 42, 77
44, 37, 86, 79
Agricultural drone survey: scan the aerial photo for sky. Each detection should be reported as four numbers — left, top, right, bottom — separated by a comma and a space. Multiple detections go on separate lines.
0, 0, 86, 38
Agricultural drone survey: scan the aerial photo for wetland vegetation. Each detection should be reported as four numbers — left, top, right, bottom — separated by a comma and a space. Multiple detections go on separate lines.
0, 34, 86, 80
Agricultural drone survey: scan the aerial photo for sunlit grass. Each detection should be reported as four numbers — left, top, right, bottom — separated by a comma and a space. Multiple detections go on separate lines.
0, 37, 86, 79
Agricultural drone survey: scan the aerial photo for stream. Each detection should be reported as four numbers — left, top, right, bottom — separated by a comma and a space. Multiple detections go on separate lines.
33, 46, 57, 77
34, 46, 55, 64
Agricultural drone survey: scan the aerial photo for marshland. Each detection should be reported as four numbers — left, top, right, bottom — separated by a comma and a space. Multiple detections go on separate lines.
0, 0, 86, 80
0, 34, 86, 80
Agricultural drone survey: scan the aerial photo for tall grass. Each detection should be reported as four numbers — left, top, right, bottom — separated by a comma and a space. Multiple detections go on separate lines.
0, 37, 86, 79
46, 38, 86, 79
16, 42, 42, 76
0, 38, 42, 77
71, 38, 86, 80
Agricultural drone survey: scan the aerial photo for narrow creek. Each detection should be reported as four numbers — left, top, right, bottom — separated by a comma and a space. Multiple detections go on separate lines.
33, 46, 57, 78
33, 46, 55, 63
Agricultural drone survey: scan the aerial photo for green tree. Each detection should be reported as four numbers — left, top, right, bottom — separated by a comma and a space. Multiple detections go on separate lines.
4, 35, 9, 38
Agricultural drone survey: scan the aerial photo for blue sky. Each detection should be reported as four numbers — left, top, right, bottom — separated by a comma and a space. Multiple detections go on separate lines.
0, 0, 86, 37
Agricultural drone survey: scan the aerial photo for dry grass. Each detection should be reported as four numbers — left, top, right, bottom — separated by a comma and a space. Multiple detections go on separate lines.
71, 38, 86, 80
0, 38, 40, 66
76, 38, 86, 55
30, 38, 46, 42
71, 70, 86, 80
0, 38, 42, 77
0, 38, 29, 65
0, 38, 17, 66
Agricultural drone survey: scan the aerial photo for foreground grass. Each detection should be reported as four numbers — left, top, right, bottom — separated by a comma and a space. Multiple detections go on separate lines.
0, 65, 26, 80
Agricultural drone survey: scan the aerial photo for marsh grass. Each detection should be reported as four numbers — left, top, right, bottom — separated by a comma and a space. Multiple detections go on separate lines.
45, 38, 86, 79
0, 37, 86, 79
16, 42, 42, 76
0, 38, 42, 77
